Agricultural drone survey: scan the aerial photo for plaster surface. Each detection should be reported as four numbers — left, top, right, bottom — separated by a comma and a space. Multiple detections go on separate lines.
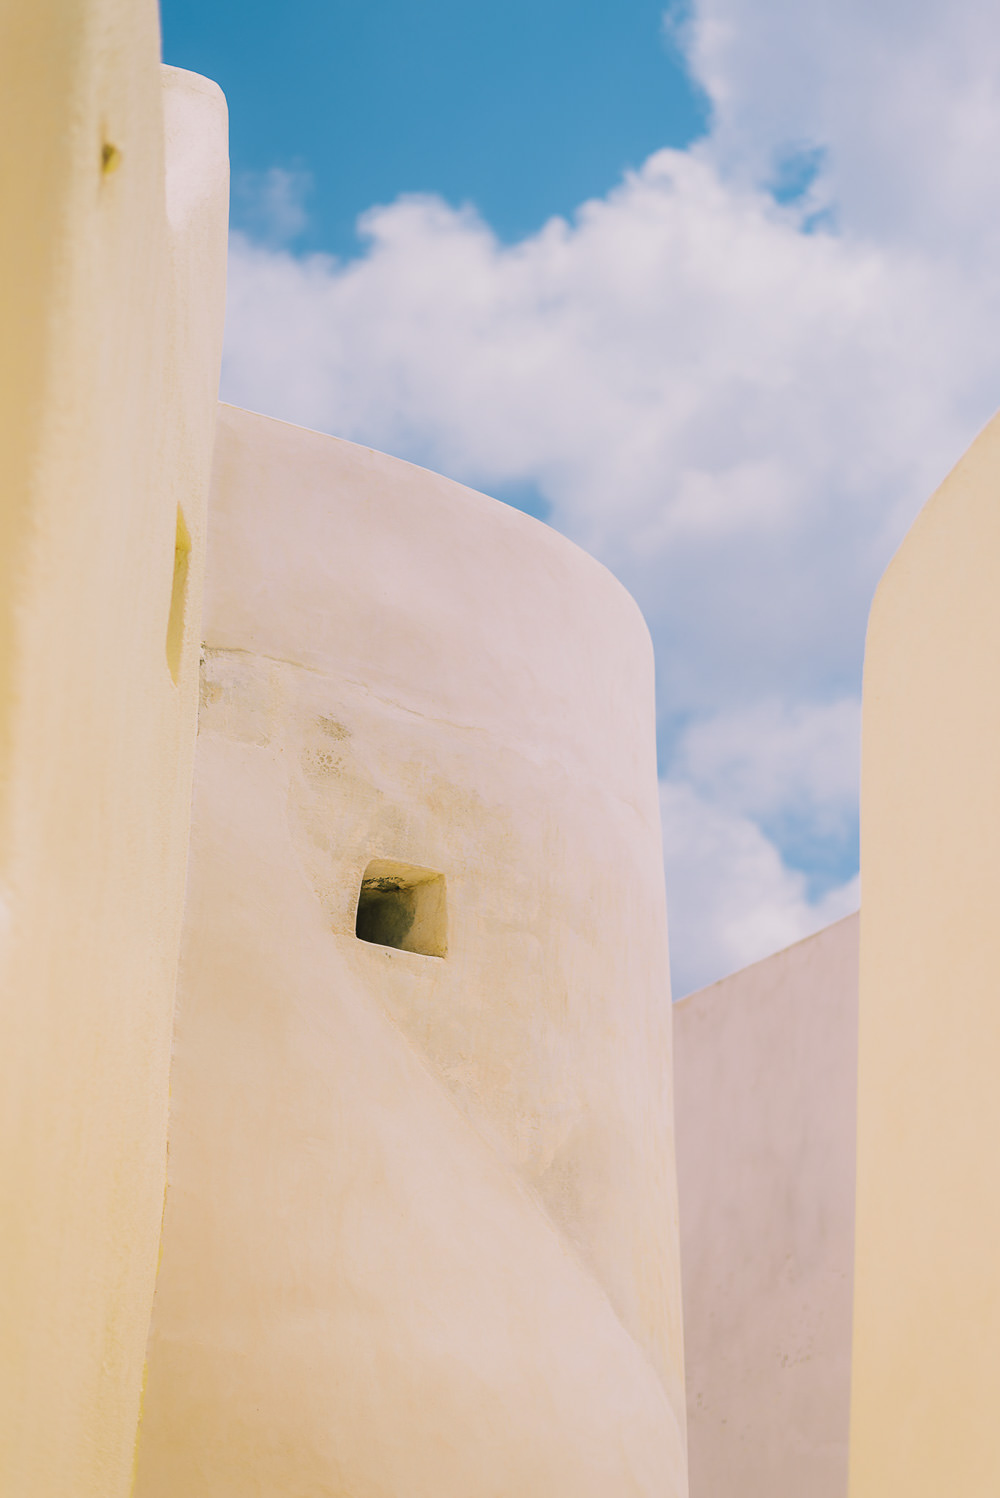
135, 404, 688, 1497
675, 914, 858, 1498
850, 408, 1000, 1497
0, 4, 228, 1490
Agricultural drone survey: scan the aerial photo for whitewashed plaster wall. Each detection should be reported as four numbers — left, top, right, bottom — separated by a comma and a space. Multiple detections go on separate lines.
675, 913, 858, 1498
0, 3, 227, 1489
135, 405, 688, 1498
850, 408, 1000, 1498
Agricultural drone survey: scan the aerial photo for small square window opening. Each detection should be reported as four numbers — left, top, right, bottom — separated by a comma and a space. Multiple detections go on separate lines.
355, 860, 447, 958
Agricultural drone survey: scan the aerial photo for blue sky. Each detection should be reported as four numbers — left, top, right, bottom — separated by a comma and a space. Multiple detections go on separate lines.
162, 0, 708, 255
166, 0, 1000, 992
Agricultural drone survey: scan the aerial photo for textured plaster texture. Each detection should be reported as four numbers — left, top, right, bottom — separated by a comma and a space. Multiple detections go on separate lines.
135, 405, 688, 1497
0, 3, 228, 1491
675, 914, 858, 1498
850, 409, 1000, 1497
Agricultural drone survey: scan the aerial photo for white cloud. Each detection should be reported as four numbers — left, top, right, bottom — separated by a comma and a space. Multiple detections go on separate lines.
672, 697, 860, 837
660, 780, 859, 995
678, 0, 1000, 257
232, 166, 311, 247
220, 0, 1000, 991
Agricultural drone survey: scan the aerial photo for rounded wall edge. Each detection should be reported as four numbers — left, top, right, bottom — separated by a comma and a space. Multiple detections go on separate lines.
213, 402, 652, 636
862, 404, 1000, 671
204, 401, 660, 813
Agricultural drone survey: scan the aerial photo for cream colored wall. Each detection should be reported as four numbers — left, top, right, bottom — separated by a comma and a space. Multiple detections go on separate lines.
675, 914, 858, 1498
135, 404, 688, 1497
0, 4, 227, 1491
849, 410, 1000, 1497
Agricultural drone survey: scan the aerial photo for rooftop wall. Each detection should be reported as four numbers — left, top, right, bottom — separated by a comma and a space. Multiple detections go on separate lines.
675, 913, 859, 1498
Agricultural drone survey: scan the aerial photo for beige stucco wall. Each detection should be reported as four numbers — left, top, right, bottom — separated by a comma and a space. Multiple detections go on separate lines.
675, 913, 858, 1498
135, 404, 687, 1497
0, 5, 228, 1492
850, 410, 1000, 1497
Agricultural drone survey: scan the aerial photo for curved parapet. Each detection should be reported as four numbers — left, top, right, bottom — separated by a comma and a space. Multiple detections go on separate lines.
135, 405, 687, 1495
850, 410, 1000, 1496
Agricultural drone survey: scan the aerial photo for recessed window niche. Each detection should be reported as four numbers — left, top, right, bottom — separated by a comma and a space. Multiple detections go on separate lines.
355, 860, 447, 958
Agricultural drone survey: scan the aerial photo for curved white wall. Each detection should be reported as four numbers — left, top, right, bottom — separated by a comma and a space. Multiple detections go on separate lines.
851, 409, 1000, 1497
136, 405, 687, 1497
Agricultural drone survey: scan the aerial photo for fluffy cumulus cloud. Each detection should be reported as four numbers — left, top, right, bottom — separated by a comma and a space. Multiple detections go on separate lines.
660, 781, 859, 989
220, 0, 1000, 994
679, 0, 1000, 256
